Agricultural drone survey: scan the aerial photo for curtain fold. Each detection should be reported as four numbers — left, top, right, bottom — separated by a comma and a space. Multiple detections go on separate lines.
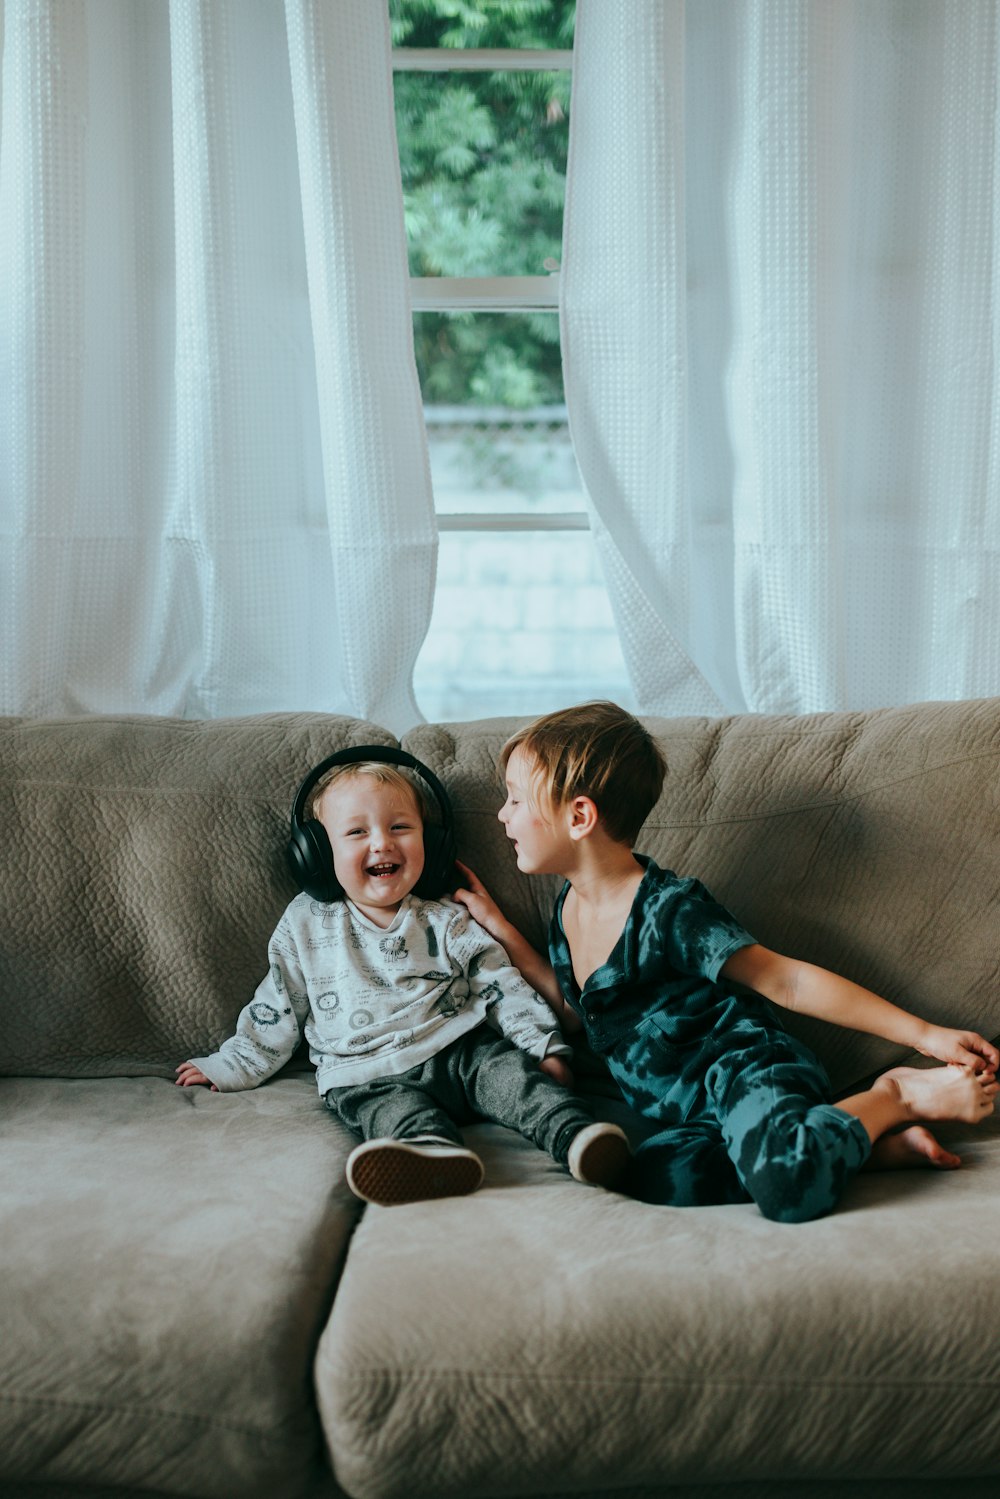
285, 0, 436, 732
0, 0, 434, 731
563, 0, 1000, 716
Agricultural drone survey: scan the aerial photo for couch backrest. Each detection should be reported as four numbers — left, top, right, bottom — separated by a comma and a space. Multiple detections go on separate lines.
7, 701, 999, 1094
1, 713, 395, 1078
405, 699, 1000, 1094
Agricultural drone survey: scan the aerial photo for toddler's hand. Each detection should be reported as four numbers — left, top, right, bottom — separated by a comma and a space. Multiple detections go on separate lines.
175, 1062, 218, 1090
540, 1053, 574, 1088
918, 1026, 999, 1073
452, 861, 508, 942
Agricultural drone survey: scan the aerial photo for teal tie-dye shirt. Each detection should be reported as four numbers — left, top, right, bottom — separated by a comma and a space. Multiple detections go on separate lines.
548, 855, 758, 1056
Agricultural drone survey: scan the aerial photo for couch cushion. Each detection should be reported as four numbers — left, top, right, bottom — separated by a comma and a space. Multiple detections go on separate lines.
404, 698, 1000, 1094
0, 713, 395, 1078
0, 1075, 360, 1498
316, 1108, 1000, 1499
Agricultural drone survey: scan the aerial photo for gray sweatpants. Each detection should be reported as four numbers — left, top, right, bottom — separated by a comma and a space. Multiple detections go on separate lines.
325, 1025, 593, 1165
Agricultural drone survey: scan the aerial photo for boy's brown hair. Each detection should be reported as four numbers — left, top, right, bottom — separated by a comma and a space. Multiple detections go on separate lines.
501, 701, 666, 846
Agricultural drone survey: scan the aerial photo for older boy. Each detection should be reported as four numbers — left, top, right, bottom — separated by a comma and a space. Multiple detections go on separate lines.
456, 702, 999, 1223
177, 757, 629, 1206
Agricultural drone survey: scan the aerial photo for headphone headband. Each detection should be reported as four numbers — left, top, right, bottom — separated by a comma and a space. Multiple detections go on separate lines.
287, 744, 457, 903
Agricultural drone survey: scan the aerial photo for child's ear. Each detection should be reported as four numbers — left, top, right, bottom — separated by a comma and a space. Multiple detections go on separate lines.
568, 795, 600, 840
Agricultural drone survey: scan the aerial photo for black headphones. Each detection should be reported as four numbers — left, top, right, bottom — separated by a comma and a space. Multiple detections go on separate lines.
286, 745, 458, 903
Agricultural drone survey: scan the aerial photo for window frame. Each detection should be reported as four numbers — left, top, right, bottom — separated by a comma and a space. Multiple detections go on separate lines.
391, 40, 586, 536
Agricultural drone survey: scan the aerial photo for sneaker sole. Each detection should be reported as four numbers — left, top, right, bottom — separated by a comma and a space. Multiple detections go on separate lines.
348, 1144, 484, 1207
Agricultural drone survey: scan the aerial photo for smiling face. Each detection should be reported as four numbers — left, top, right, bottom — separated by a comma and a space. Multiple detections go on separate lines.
315, 771, 425, 926
498, 745, 570, 876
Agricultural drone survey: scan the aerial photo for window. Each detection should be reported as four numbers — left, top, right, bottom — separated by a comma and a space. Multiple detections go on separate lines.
390, 0, 633, 721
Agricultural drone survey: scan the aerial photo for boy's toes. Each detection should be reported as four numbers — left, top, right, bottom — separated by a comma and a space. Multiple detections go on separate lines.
869, 1126, 961, 1171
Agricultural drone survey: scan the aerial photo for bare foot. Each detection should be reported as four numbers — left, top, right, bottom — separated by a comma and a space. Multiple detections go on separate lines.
867, 1125, 961, 1171
876, 1064, 998, 1125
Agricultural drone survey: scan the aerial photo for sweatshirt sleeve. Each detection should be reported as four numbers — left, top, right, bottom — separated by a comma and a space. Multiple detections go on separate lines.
444, 905, 571, 1060
190, 918, 310, 1091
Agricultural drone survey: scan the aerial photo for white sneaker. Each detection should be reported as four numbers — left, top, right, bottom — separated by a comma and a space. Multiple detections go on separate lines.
346, 1137, 484, 1207
567, 1122, 631, 1190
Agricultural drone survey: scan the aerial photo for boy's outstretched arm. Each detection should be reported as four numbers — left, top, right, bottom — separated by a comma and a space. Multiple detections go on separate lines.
723, 944, 1000, 1072
452, 860, 582, 1032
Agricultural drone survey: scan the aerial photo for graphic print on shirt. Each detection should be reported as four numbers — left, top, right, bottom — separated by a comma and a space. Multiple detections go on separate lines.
380, 934, 408, 963
435, 979, 465, 1017
249, 1001, 289, 1026
309, 900, 344, 929
480, 980, 503, 1009
302, 902, 348, 950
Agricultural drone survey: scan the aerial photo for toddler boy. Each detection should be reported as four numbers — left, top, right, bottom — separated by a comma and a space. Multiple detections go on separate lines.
455, 702, 999, 1222
177, 757, 629, 1206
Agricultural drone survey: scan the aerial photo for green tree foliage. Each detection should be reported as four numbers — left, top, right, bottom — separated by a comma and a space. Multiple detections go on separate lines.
390, 0, 575, 407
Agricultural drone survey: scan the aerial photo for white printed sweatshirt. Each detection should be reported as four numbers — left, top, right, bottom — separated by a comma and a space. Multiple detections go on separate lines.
192, 892, 571, 1094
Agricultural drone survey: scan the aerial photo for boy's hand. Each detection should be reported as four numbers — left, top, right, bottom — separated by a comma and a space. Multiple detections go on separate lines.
454, 859, 568, 1015
175, 1062, 218, 1090
452, 860, 508, 943
917, 1026, 999, 1072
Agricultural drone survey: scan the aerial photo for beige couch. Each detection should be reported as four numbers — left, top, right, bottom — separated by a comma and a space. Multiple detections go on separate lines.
3, 700, 1000, 1499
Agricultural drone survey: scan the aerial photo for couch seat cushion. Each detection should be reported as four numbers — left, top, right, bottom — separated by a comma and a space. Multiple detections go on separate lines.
316, 1109, 1000, 1499
1, 1076, 359, 1498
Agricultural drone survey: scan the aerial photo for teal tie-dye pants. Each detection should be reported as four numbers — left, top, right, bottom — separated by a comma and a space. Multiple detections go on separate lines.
609, 1013, 872, 1223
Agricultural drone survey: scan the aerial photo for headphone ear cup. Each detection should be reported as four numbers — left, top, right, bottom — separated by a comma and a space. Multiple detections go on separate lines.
287, 818, 342, 903
415, 823, 457, 898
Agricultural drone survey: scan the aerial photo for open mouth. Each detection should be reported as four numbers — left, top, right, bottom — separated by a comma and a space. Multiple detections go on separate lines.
367, 863, 401, 879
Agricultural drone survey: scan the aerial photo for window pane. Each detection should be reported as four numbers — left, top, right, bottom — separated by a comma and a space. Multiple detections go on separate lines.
415, 308, 632, 719
413, 532, 635, 723
426, 403, 583, 516
389, 1, 576, 52
414, 309, 561, 410
416, 310, 575, 510
394, 68, 569, 279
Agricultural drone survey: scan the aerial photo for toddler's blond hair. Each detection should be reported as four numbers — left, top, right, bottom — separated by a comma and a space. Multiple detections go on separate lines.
308, 762, 428, 823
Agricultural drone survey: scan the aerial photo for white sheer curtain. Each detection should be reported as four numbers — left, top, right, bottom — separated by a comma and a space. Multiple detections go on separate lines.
0, 0, 435, 732
563, 0, 1000, 716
